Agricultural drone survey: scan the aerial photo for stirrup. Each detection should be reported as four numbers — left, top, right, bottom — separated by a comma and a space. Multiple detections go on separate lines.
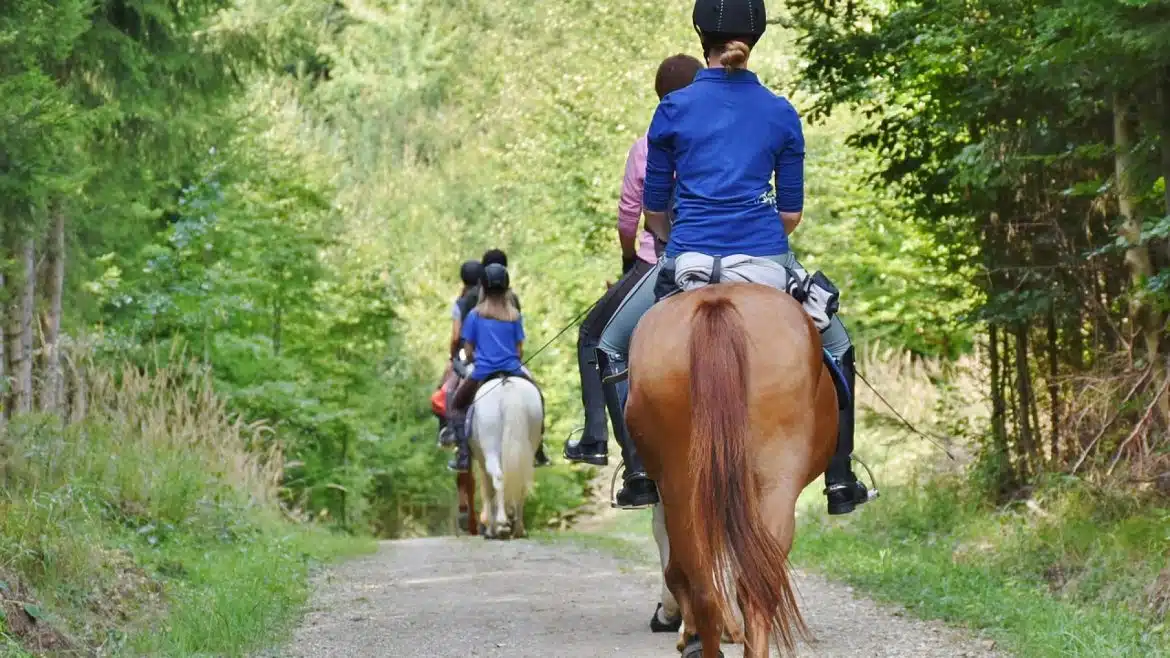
824, 457, 879, 514
609, 462, 658, 509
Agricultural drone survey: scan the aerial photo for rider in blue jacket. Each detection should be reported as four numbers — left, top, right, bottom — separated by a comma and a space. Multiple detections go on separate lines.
597, 0, 874, 515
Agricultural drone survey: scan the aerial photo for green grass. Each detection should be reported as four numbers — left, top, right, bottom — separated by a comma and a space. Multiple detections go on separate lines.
792, 477, 1170, 658
0, 364, 373, 656
130, 522, 371, 656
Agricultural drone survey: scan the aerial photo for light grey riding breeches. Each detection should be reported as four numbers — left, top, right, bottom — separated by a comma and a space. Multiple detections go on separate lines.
596, 252, 853, 360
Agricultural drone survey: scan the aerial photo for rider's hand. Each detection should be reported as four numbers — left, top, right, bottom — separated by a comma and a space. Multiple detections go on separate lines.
622, 254, 635, 276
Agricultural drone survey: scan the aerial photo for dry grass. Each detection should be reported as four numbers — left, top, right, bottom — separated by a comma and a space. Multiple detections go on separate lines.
85, 361, 284, 507
854, 342, 989, 481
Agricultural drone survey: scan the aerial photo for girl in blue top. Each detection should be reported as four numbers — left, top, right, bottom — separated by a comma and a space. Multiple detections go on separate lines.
448, 263, 544, 473
597, 0, 873, 515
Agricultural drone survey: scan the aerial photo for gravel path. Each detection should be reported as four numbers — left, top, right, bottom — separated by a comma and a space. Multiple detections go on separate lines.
274, 535, 1005, 658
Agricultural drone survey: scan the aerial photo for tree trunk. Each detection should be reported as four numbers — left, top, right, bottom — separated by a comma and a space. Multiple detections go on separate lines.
988, 324, 1013, 488
1014, 323, 1036, 476
1047, 308, 1061, 465
39, 208, 65, 414
1114, 91, 1160, 361
7, 236, 36, 416
1159, 71, 1170, 246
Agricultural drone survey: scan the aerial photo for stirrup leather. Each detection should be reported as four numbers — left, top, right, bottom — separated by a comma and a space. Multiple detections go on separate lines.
601, 367, 628, 385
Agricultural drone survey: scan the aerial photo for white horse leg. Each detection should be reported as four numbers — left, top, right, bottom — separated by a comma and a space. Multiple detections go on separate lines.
473, 450, 496, 540
653, 503, 682, 624
483, 449, 508, 538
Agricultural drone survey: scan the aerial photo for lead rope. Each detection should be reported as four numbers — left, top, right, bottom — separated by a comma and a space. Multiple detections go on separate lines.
856, 369, 957, 461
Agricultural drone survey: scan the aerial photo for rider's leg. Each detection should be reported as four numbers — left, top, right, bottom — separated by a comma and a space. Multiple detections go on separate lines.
569, 310, 611, 464
568, 259, 653, 465
598, 261, 662, 509
447, 378, 481, 473
770, 252, 873, 514
821, 319, 872, 514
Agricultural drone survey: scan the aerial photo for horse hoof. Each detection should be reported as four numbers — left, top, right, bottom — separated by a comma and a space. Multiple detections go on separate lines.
679, 635, 723, 658
650, 603, 682, 633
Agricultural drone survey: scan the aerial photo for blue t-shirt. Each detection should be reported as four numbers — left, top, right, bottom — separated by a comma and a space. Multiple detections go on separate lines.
644, 68, 805, 258
460, 310, 525, 381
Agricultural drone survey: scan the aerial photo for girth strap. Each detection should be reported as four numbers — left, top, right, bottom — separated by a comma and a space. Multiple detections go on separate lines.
710, 255, 722, 284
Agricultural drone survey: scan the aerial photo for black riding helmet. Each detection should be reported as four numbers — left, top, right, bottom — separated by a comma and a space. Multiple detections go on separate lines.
482, 263, 510, 292
459, 260, 483, 287
692, 0, 767, 50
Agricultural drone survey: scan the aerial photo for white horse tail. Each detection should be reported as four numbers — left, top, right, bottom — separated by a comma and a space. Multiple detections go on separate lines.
500, 379, 536, 507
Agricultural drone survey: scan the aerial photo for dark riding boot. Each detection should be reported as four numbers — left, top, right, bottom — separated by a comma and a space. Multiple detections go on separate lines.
598, 349, 659, 509
534, 443, 551, 467
565, 338, 610, 465
824, 346, 873, 515
447, 416, 471, 473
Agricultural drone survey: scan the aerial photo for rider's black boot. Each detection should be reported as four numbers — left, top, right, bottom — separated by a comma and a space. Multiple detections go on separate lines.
598, 349, 659, 509
824, 346, 873, 515
565, 337, 609, 465
447, 417, 471, 473
534, 443, 551, 467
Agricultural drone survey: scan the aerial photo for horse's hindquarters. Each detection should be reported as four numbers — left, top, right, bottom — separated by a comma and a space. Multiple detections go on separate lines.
471, 377, 543, 540
627, 284, 826, 655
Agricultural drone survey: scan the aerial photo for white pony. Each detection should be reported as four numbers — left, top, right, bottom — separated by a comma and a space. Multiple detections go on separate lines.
469, 375, 543, 539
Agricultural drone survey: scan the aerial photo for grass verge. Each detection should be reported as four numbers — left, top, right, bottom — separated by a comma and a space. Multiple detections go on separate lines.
793, 476, 1170, 658
0, 362, 373, 657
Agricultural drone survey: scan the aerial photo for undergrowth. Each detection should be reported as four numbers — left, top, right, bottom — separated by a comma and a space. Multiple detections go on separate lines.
0, 361, 371, 656
794, 348, 1170, 657
794, 478, 1170, 657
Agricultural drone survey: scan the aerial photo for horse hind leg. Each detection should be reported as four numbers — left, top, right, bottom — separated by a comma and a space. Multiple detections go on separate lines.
677, 584, 725, 658
488, 464, 510, 539
513, 498, 526, 538
663, 558, 694, 653
738, 576, 771, 658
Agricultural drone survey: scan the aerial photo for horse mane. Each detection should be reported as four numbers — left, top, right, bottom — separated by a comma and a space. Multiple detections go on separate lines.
687, 295, 808, 653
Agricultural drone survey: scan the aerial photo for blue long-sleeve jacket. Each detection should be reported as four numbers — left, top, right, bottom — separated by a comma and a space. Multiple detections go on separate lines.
643, 68, 805, 258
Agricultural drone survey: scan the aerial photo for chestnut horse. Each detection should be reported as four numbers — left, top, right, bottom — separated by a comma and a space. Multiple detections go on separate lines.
626, 282, 838, 657
456, 472, 478, 535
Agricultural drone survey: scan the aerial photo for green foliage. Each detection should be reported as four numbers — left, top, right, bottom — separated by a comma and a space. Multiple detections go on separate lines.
785, 0, 1170, 486
6, 0, 981, 540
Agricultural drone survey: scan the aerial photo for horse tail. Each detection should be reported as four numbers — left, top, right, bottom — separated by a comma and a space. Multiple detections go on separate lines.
688, 296, 806, 652
500, 379, 535, 507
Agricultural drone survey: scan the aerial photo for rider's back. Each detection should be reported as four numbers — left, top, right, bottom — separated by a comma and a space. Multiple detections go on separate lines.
461, 309, 524, 378
646, 69, 804, 259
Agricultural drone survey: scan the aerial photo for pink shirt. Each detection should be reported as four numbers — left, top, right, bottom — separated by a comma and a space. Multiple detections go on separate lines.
618, 136, 658, 264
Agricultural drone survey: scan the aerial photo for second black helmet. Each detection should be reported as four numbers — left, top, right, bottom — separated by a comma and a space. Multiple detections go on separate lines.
482, 263, 510, 292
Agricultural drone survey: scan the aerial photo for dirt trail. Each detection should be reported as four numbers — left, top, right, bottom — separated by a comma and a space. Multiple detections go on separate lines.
274, 534, 1005, 658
